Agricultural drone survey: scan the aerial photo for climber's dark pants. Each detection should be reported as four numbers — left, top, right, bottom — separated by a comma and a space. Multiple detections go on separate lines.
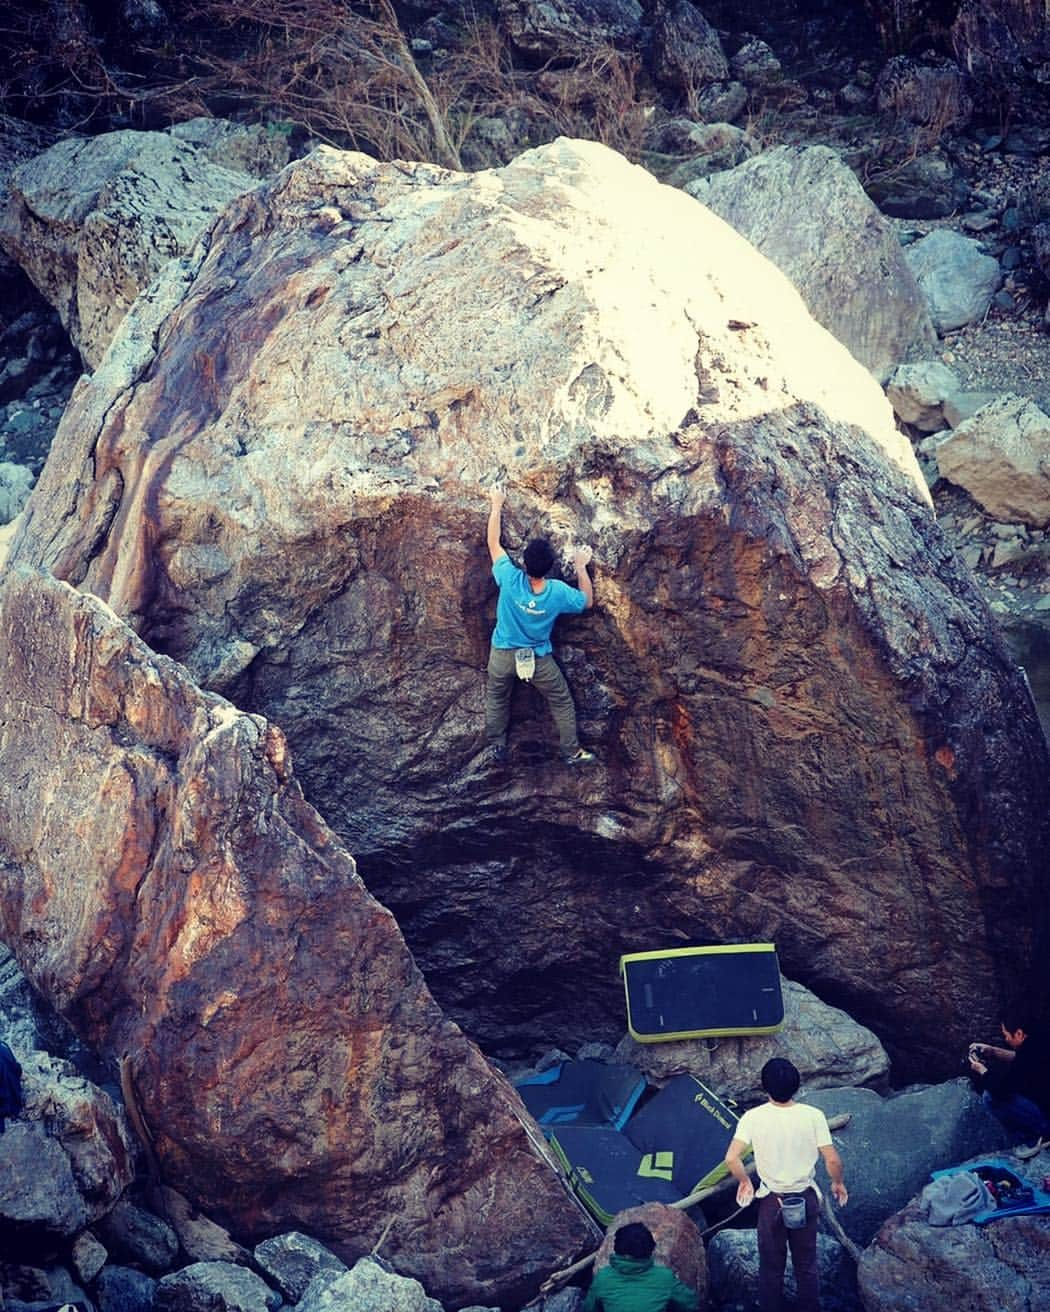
484, 645, 579, 755
757, 1188, 821, 1312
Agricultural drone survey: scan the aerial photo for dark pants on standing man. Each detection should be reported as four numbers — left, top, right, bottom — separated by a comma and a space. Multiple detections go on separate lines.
757, 1188, 821, 1312
485, 645, 580, 755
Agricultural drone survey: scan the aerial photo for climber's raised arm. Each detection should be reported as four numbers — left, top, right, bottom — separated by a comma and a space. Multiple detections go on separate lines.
487, 485, 506, 564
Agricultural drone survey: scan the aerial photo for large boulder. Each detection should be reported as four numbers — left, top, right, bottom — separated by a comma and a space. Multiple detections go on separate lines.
614, 978, 890, 1101
803, 1081, 1012, 1247
8, 139, 1049, 1080
688, 145, 936, 379
857, 1147, 1050, 1311
0, 567, 594, 1307
0, 129, 255, 368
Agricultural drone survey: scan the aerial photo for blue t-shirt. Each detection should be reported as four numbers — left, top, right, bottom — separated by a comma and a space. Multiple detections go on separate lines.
491, 552, 587, 655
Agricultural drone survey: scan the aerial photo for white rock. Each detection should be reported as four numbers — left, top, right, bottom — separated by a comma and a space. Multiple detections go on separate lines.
937, 395, 1050, 527
886, 361, 961, 430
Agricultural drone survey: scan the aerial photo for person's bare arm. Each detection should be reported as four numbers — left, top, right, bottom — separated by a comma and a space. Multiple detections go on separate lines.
574, 544, 594, 609
724, 1136, 754, 1207
487, 486, 506, 564
820, 1144, 848, 1205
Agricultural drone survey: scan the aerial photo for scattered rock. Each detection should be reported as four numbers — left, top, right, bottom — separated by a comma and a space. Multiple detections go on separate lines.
496, 0, 642, 61
886, 361, 962, 431
95, 1199, 180, 1277
875, 55, 973, 133
155, 1262, 281, 1312
615, 978, 889, 1101
729, 37, 782, 90
0, 459, 33, 523
936, 395, 1050, 526
297, 1257, 441, 1312
904, 228, 1002, 332
649, 1, 728, 95
70, 1232, 108, 1285
253, 1233, 347, 1304
690, 144, 935, 378
95, 1265, 158, 1312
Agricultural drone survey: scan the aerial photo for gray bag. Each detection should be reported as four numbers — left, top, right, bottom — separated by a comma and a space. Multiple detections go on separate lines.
921, 1171, 993, 1226
780, 1194, 808, 1229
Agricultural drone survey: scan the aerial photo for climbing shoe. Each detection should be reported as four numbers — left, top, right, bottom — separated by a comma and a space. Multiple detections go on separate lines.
563, 747, 597, 766
486, 742, 508, 766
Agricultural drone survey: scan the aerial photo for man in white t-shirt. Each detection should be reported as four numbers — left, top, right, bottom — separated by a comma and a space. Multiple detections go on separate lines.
724, 1058, 847, 1312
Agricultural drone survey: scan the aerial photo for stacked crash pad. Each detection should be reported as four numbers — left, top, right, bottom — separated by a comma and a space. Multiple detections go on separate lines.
515, 1059, 647, 1131
548, 1075, 746, 1224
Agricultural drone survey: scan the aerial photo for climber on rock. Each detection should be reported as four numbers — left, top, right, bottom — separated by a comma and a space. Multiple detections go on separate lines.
484, 485, 596, 766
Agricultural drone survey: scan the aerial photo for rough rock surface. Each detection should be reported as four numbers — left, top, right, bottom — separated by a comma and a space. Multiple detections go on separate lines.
155, 1262, 280, 1312
253, 1232, 346, 1303
0, 1048, 135, 1245
298, 1257, 442, 1312
857, 1147, 1050, 1312
803, 1082, 1011, 1247
614, 978, 889, 1101
8, 140, 1049, 1079
96, 1199, 180, 1275
592, 1204, 705, 1307
0, 130, 254, 368
688, 145, 935, 379
0, 567, 593, 1307
496, 0, 642, 60
935, 395, 1050, 527
649, 1, 728, 94
904, 228, 1002, 333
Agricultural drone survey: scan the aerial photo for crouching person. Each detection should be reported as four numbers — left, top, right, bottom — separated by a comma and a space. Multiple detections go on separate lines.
583, 1221, 699, 1312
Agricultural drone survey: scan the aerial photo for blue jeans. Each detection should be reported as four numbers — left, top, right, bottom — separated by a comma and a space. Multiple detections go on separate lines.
982, 1091, 1050, 1139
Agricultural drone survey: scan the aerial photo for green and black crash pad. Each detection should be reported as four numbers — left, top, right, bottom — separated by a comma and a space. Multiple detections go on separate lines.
514, 1059, 647, 1131
620, 943, 785, 1042
550, 1074, 746, 1224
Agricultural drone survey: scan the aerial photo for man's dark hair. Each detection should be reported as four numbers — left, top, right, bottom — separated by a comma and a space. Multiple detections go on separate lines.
613, 1222, 655, 1259
1000, 1003, 1040, 1036
523, 538, 555, 578
761, 1057, 801, 1103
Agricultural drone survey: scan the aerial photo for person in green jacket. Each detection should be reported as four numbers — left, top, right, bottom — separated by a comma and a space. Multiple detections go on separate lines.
583, 1222, 700, 1312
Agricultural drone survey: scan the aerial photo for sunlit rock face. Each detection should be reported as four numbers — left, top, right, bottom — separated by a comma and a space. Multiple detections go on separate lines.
11, 140, 1050, 1079
0, 568, 593, 1308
